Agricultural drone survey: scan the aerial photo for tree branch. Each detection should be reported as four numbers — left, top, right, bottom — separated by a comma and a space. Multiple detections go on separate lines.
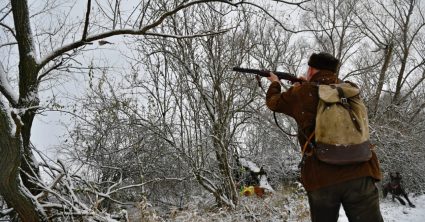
0, 63, 19, 106
81, 0, 92, 41
0, 22, 16, 38
38, 0, 238, 71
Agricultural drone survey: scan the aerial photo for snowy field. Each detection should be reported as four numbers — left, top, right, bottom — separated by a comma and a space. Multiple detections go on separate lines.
153, 190, 425, 222
339, 194, 425, 222
130, 184, 425, 221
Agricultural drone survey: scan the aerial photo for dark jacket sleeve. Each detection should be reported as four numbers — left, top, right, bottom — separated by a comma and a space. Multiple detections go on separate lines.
266, 81, 300, 118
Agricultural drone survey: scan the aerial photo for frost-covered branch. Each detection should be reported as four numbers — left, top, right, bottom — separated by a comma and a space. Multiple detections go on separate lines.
111, 178, 184, 194
0, 63, 18, 106
26, 158, 127, 221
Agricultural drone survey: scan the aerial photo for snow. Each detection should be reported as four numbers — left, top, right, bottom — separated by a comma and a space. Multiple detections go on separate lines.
0, 63, 19, 104
258, 175, 274, 192
1, 102, 17, 137
27, 51, 40, 65
161, 187, 425, 221
338, 194, 425, 222
239, 158, 260, 172
239, 158, 274, 192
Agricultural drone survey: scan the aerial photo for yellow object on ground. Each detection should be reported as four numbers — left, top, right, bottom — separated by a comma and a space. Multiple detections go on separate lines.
240, 186, 255, 196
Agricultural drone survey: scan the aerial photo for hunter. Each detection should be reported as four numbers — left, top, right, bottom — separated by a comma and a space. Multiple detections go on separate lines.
266, 52, 383, 222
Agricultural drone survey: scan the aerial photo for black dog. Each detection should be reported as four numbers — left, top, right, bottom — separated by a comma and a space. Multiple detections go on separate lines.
383, 172, 415, 208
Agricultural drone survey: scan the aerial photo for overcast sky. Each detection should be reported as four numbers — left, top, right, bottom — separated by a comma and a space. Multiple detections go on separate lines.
28, 0, 131, 158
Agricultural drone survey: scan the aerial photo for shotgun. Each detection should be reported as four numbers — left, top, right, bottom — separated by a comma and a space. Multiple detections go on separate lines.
232, 67, 304, 84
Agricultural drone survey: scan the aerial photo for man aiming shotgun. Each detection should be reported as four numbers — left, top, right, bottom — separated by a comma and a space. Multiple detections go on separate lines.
238, 52, 383, 222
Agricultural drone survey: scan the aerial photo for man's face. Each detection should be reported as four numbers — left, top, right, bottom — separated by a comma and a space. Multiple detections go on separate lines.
306, 67, 314, 81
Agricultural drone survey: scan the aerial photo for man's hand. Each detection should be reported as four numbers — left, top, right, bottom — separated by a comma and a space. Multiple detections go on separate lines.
293, 76, 306, 86
267, 72, 280, 83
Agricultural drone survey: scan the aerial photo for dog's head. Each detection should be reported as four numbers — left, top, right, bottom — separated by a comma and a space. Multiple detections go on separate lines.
390, 172, 402, 184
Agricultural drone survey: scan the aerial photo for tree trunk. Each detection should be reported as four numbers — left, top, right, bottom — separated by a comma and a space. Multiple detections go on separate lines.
212, 122, 238, 207
393, 49, 409, 103
0, 105, 41, 221
372, 42, 393, 116
393, 0, 415, 103
12, 0, 41, 195
0, 0, 45, 220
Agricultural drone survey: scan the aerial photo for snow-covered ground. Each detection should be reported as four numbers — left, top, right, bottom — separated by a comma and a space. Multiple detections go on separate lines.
339, 194, 425, 222
132, 188, 425, 221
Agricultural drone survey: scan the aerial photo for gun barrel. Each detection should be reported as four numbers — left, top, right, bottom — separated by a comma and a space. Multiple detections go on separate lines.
232, 67, 303, 83
232, 67, 269, 77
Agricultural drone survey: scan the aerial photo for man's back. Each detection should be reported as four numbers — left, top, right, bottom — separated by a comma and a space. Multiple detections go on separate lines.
265, 52, 383, 222
266, 70, 381, 191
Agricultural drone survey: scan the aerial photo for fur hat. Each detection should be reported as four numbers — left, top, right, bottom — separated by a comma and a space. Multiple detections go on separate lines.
308, 52, 339, 73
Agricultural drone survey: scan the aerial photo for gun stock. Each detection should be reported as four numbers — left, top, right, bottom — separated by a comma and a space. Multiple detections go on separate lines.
232, 67, 304, 84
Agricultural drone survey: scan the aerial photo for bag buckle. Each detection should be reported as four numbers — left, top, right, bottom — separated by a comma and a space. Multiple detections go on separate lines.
341, 97, 348, 105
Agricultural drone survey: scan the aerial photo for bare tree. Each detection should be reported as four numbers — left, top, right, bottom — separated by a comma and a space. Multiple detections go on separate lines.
352, 0, 398, 116
351, 0, 425, 191
129, 4, 257, 208
302, 0, 364, 77
355, 0, 425, 114
0, 0, 311, 220
61, 69, 194, 211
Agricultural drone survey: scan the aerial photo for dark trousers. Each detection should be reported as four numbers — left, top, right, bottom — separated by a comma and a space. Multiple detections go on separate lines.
307, 177, 384, 222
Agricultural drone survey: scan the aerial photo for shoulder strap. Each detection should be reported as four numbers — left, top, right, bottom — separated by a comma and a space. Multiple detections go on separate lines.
336, 86, 362, 132
302, 131, 315, 156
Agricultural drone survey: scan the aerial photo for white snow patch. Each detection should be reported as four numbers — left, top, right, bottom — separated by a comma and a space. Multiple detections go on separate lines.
1, 102, 17, 137
27, 50, 40, 64
258, 174, 274, 192
0, 63, 19, 104
239, 158, 260, 172
338, 194, 425, 222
